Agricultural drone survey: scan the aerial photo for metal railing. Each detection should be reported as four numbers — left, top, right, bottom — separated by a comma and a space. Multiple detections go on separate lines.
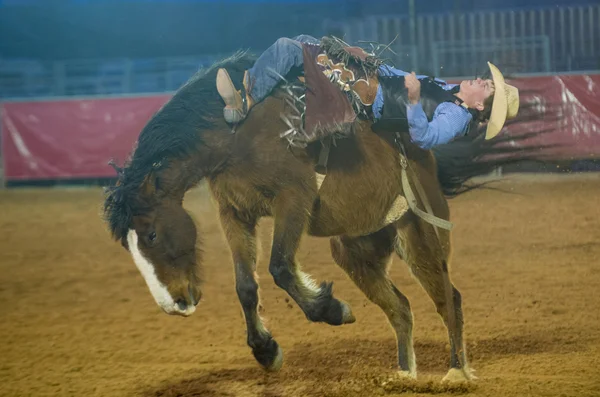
431, 36, 551, 77
0, 55, 223, 99
1, 5, 598, 99
324, 4, 600, 76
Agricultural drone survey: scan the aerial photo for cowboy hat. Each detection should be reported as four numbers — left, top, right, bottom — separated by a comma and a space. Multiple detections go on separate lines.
485, 61, 520, 140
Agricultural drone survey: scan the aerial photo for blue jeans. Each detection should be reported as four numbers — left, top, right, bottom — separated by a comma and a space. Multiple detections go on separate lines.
247, 34, 320, 102
247, 35, 455, 119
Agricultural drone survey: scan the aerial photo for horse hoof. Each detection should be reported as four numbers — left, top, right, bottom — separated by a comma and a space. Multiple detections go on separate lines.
253, 338, 283, 372
265, 346, 284, 372
394, 370, 417, 380
309, 296, 355, 326
442, 367, 477, 383
381, 370, 417, 390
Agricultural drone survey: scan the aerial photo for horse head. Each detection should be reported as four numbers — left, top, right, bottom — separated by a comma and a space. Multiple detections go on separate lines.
102, 51, 254, 316
104, 165, 203, 316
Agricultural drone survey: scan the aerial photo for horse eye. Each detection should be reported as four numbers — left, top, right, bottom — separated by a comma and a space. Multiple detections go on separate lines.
148, 231, 157, 243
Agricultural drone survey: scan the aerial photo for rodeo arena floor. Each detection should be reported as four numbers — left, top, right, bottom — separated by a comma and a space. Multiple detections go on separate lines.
0, 174, 599, 397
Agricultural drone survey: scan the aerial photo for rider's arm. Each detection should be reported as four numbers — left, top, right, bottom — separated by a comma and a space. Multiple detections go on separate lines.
406, 102, 472, 149
378, 65, 451, 86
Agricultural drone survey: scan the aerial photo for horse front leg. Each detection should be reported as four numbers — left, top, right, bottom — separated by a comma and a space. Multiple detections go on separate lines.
218, 204, 283, 371
268, 189, 355, 326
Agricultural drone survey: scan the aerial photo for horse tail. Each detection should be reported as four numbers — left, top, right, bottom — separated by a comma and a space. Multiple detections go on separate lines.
432, 88, 562, 197
432, 128, 560, 197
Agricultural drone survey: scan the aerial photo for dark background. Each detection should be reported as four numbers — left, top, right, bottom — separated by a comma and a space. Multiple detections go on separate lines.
1, 0, 595, 60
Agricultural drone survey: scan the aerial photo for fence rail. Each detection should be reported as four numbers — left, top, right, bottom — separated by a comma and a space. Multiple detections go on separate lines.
0, 55, 223, 99
1, 5, 599, 99
430, 36, 552, 77
325, 4, 600, 76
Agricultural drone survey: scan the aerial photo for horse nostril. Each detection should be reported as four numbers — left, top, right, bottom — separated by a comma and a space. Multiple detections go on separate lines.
175, 299, 187, 311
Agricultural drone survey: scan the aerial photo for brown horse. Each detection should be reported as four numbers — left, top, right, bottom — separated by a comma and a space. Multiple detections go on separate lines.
103, 51, 541, 382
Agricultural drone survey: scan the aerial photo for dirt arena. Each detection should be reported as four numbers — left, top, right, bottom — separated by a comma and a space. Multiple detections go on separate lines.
1, 174, 600, 397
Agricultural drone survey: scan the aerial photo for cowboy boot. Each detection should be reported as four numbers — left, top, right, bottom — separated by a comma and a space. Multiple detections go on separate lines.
216, 69, 254, 124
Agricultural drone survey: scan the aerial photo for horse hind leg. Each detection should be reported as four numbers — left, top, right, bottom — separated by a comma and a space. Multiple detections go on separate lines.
330, 226, 417, 378
395, 213, 475, 382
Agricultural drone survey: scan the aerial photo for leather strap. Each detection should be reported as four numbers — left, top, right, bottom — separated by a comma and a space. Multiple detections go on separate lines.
395, 133, 454, 237
315, 137, 332, 175
400, 164, 454, 235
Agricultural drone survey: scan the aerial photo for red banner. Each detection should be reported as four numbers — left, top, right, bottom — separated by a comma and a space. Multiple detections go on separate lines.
1, 74, 600, 181
449, 74, 600, 159
502, 74, 600, 159
1, 95, 171, 180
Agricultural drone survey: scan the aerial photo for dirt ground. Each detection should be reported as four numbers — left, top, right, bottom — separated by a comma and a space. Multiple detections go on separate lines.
1, 174, 600, 397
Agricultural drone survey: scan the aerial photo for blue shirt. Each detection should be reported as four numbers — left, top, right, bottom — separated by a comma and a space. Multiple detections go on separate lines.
373, 65, 473, 150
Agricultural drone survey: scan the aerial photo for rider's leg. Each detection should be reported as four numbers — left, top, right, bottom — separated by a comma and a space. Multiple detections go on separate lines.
245, 37, 309, 102
217, 35, 319, 124
247, 35, 319, 101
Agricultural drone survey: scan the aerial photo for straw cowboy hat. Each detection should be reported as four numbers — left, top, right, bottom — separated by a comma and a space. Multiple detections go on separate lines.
485, 61, 520, 140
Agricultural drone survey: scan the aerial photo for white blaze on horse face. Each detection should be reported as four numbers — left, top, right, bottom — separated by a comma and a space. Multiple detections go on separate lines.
127, 230, 193, 316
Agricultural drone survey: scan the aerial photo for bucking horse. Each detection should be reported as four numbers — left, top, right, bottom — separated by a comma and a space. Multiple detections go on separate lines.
103, 37, 546, 383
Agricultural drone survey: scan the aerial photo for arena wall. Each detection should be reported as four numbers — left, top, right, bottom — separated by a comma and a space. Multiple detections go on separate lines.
1, 74, 599, 183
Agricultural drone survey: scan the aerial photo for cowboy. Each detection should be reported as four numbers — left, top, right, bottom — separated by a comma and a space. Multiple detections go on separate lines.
216, 35, 520, 149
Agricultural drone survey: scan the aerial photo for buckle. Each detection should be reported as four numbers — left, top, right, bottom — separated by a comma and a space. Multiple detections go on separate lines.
399, 155, 408, 169
393, 131, 408, 169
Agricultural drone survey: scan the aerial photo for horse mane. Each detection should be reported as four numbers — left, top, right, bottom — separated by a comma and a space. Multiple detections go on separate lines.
103, 50, 256, 241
